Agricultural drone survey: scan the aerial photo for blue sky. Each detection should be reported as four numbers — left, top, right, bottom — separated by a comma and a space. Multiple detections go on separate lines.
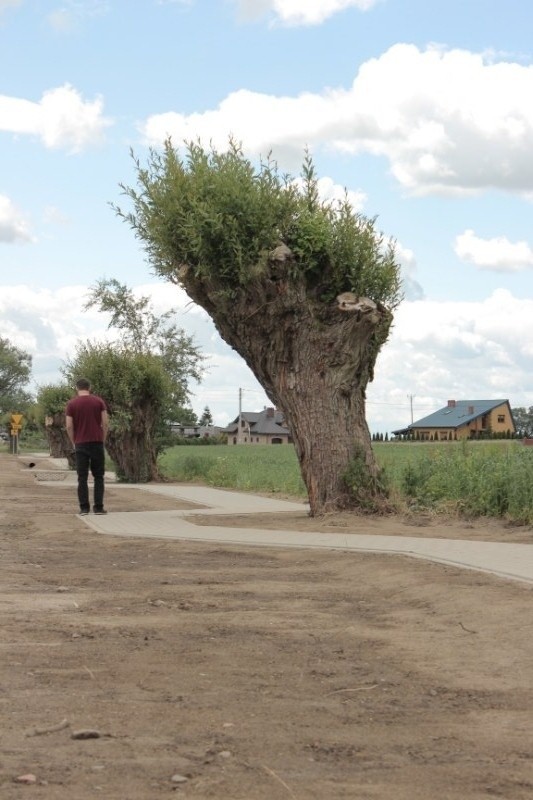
1, 0, 533, 432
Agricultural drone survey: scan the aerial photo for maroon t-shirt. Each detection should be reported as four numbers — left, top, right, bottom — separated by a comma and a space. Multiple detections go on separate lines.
65, 394, 107, 444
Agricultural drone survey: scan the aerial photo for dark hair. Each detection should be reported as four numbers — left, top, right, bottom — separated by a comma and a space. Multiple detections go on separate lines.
76, 378, 91, 391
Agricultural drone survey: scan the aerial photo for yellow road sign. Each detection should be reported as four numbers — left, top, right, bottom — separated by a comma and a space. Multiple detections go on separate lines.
11, 414, 23, 425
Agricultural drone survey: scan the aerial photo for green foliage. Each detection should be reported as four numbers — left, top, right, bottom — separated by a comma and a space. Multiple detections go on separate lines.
117, 140, 402, 308
64, 342, 174, 481
167, 434, 224, 446
85, 278, 205, 417
63, 342, 169, 430
18, 429, 49, 450
35, 384, 73, 420
198, 405, 213, 426
342, 444, 390, 512
65, 278, 206, 480
511, 406, 533, 438
394, 441, 533, 523
0, 337, 33, 412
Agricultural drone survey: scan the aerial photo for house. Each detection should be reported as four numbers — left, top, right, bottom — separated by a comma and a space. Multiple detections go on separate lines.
392, 399, 516, 441
169, 423, 224, 439
225, 407, 292, 445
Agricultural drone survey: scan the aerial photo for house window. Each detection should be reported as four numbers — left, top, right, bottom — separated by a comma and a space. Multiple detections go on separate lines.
498, 415, 505, 423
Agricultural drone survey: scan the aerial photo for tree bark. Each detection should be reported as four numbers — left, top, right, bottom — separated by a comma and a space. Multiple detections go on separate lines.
44, 413, 76, 469
105, 405, 161, 483
174, 248, 393, 515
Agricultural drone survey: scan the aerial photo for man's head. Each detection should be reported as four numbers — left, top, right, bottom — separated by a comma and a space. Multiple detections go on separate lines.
75, 378, 91, 392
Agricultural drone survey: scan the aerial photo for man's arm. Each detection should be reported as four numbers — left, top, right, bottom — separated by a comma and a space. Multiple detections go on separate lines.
101, 410, 109, 443
66, 415, 75, 448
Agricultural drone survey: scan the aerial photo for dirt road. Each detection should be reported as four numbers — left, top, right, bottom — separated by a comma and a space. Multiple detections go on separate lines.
1, 454, 532, 799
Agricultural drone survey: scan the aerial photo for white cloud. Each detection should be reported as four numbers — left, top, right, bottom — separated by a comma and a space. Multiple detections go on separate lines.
454, 229, 533, 272
1, 284, 532, 432
141, 44, 533, 195
395, 242, 424, 301
0, 195, 34, 243
0, 283, 269, 425
292, 174, 366, 211
0, 286, 106, 364
140, 87, 331, 165
235, 0, 380, 26
47, 1, 109, 33
0, 84, 111, 152
369, 289, 533, 431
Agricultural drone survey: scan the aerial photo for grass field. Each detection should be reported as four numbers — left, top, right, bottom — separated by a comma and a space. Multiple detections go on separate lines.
9, 433, 532, 523
159, 440, 533, 523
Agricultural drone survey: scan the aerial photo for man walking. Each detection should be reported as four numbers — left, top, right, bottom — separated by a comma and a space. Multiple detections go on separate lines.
66, 378, 109, 515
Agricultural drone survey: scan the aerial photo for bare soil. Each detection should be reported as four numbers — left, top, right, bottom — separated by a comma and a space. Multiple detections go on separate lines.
188, 507, 533, 543
1, 454, 532, 799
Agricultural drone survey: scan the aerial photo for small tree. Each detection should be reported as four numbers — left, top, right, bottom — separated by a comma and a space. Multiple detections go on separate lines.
36, 384, 76, 467
0, 337, 32, 413
63, 280, 205, 482
199, 406, 213, 426
85, 279, 204, 427
64, 343, 171, 482
512, 406, 533, 438
117, 141, 401, 514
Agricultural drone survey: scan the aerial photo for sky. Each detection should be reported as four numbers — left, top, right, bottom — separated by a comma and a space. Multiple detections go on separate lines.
1, 0, 533, 433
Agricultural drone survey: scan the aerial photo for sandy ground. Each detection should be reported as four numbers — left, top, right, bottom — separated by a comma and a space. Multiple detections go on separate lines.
1, 454, 532, 799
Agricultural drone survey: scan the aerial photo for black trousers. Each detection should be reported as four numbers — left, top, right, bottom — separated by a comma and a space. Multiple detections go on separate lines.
75, 442, 105, 512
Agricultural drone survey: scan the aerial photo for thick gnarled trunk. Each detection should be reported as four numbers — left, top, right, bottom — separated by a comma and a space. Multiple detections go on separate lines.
105, 405, 161, 483
176, 249, 392, 515
270, 322, 383, 513
245, 291, 391, 514
44, 413, 76, 469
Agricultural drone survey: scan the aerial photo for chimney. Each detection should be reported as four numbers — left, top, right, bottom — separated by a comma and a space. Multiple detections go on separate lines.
447, 400, 456, 407
468, 405, 474, 415
266, 407, 275, 418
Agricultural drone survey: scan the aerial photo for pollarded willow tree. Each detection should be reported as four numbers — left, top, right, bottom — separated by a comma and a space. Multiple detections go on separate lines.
64, 280, 205, 483
117, 141, 402, 514
36, 384, 76, 466
64, 342, 172, 482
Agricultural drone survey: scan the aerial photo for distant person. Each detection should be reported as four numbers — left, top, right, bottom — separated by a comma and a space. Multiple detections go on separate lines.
65, 378, 109, 516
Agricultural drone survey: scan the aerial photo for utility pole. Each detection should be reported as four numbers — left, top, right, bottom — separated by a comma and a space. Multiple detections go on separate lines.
407, 394, 414, 424
238, 387, 242, 444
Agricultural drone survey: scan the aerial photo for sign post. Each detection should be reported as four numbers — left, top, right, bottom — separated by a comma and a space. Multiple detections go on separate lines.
10, 413, 23, 455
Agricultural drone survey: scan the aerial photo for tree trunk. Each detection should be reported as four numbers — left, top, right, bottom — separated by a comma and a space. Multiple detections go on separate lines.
44, 413, 76, 469
175, 248, 393, 515
105, 405, 161, 483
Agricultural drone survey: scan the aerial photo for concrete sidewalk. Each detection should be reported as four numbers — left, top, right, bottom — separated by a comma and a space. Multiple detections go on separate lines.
74, 482, 533, 587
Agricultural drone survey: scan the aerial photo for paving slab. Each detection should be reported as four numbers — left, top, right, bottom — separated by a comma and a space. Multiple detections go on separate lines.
75, 483, 533, 587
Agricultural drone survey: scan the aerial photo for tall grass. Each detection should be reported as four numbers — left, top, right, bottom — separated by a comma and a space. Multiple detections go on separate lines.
159, 444, 306, 496
396, 441, 533, 523
159, 441, 533, 523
